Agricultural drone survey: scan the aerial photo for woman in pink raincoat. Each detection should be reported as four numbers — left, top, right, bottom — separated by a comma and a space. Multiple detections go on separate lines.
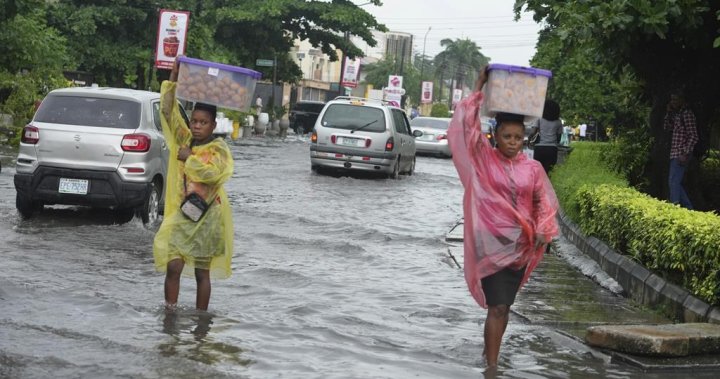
448, 67, 559, 368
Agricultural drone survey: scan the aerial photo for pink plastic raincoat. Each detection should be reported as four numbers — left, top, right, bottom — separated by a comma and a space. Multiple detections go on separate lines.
448, 92, 559, 309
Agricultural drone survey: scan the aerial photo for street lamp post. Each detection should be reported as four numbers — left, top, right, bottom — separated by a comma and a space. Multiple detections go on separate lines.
419, 27, 431, 107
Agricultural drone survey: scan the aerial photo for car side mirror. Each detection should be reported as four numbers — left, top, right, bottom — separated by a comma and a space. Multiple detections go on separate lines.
412, 129, 423, 138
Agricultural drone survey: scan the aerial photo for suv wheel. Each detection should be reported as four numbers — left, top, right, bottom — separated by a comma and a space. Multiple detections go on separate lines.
137, 180, 161, 225
16, 193, 39, 219
389, 159, 400, 179
113, 207, 135, 224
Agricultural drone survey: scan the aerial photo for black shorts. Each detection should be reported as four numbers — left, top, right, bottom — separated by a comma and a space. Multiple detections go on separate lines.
481, 266, 526, 306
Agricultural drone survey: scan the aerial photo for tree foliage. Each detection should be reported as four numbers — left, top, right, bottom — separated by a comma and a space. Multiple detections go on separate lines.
516, 0, 720, 208
0, 0, 386, 140
433, 38, 489, 91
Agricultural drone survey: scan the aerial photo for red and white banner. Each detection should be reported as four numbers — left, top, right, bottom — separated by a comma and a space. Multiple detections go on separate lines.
155, 9, 190, 70
341, 57, 361, 88
421, 81, 433, 104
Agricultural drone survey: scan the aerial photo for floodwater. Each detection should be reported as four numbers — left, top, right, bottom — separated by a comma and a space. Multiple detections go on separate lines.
0, 138, 713, 378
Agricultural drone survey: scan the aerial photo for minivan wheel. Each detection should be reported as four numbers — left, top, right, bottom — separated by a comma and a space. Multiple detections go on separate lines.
16, 193, 37, 219
408, 157, 416, 176
389, 159, 400, 179
138, 181, 161, 225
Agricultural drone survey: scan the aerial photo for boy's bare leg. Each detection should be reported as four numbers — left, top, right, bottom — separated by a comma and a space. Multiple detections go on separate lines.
195, 268, 211, 311
164, 258, 185, 308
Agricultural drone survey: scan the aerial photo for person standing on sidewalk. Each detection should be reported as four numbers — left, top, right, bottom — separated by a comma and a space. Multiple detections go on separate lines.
531, 99, 563, 174
663, 91, 698, 209
154, 58, 235, 311
447, 66, 559, 369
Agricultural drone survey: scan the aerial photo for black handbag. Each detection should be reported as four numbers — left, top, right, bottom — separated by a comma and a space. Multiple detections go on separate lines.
181, 175, 209, 222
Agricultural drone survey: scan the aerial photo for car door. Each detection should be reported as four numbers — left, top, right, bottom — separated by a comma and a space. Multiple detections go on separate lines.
151, 101, 169, 178
391, 109, 412, 170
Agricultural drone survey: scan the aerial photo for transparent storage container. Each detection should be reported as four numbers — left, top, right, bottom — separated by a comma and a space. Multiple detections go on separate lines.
482, 64, 552, 121
176, 56, 262, 112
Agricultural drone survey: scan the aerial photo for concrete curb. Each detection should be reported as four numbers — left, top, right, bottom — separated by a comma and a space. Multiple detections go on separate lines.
557, 210, 720, 324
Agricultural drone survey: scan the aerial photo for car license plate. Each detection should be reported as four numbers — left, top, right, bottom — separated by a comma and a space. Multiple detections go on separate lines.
339, 137, 358, 147
59, 178, 89, 195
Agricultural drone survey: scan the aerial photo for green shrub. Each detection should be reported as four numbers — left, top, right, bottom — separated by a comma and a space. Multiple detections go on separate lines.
577, 184, 720, 305
600, 128, 652, 190
549, 142, 627, 220
430, 103, 450, 118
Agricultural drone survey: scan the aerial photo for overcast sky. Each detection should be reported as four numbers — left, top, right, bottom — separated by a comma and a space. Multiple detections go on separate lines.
360, 0, 543, 66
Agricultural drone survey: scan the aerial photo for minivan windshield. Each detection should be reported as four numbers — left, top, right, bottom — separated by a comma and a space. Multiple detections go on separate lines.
320, 104, 386, 133
34, 95, 141, 129
410, 118, 450, 130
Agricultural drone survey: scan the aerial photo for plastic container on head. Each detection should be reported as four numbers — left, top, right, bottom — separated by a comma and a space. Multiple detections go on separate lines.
176, 56, 262, 112
481, 64, 552, 121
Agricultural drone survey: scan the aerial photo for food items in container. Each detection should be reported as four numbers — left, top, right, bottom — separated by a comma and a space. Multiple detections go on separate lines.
176, 57, 262, 112
482, 64, 552, 121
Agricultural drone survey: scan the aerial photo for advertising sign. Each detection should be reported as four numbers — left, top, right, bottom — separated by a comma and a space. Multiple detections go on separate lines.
388, 75, 403, 89
452, 88, 463, 105
341, 57, 361, 88
421, 81, 433, 104
155, 10, 190, 70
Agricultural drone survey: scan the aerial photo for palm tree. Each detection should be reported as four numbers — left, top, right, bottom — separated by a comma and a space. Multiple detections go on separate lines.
434, 38, 489, 98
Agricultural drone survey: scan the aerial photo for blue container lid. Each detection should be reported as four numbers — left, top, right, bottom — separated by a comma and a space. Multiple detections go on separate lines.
178, 56, 262, 80
488, 64, 552, 78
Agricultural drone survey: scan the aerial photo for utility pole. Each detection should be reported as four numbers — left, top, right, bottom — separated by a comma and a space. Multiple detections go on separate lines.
338, 31, 350, 96
419, 27, 431, 103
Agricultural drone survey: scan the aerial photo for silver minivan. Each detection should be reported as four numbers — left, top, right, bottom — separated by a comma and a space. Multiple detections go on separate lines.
309, 96, 420, 178
14, 87, 188, 224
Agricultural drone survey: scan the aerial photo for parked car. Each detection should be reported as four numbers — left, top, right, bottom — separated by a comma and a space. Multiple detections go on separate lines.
309, 96, 421, 178
410, 117, 452, 157
289, 100, 325, 134
13, 86, 189, 224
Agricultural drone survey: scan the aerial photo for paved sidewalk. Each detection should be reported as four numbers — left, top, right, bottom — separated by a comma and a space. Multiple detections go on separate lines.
447, 225, 669, 339
446, 221, 720, 371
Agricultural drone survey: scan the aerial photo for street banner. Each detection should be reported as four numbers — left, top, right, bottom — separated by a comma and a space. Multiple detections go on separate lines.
388, 75, 403, 90
155, 9, 190, 70
341, 57, 361, 88
421, 81, 433, 104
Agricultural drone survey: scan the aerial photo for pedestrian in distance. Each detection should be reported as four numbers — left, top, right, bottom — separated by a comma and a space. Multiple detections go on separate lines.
663, 90, 699, 209
447, 66, 559, 369
578, 123, 587, 141
153, 57, 235, 311
531, 99, 563, 174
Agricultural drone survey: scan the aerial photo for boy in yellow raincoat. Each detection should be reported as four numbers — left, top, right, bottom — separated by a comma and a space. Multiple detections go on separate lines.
154, 58, 234, 311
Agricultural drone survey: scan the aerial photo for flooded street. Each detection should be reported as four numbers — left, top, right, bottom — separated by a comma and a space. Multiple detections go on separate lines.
0, 138, 712, 378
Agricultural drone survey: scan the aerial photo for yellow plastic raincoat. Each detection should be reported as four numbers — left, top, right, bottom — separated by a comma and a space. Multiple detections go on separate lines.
153, 81, 234, 278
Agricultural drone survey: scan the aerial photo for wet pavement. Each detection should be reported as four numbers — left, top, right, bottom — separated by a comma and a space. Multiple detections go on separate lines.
0, 137, 718, 378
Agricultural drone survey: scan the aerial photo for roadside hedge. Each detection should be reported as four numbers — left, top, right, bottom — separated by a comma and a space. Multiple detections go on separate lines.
550, 142, 720, 305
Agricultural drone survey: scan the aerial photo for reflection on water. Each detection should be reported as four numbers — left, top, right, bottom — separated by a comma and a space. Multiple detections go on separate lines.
159, 308, 252, 367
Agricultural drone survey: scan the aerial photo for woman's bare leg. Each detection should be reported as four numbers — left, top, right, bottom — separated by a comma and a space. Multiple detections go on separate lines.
483, 304, 510, 367
165, 258, 185, 308
195, 268, 211, 310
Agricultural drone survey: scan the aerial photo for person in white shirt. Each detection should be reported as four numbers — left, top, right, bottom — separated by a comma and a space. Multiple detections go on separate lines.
579, 123, 587, 141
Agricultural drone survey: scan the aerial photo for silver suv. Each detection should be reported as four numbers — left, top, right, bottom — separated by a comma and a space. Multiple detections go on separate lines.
310, 96, 420, 178
14, 87, 187, 224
